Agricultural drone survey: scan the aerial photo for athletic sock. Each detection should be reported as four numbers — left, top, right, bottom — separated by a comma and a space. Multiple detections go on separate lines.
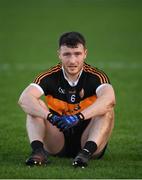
31, 140, 44, 152
83, 141, 97, 155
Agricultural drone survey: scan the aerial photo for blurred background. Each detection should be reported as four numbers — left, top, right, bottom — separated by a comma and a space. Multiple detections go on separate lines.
0, 0, 142, 178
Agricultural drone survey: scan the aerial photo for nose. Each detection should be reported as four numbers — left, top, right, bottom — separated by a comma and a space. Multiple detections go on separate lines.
69, 55, 76, 64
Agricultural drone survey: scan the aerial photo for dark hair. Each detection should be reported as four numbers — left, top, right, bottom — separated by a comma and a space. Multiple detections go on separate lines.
59, 32, 86, 48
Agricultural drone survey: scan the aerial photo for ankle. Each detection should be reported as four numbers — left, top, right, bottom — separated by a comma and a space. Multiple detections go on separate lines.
31, 140, 44, 152
83, 141, 97, 155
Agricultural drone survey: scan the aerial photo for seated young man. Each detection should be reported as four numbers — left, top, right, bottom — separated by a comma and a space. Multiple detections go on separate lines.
18, 31, 115, 168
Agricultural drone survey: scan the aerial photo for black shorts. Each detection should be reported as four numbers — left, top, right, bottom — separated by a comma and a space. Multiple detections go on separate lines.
55, 119, 107, 159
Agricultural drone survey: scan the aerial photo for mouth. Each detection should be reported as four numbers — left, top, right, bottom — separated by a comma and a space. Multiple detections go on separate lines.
68, 66, 77, 71
68, 66, 77, 68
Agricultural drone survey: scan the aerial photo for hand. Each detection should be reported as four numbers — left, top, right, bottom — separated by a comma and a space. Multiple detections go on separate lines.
47, 113, 61, 126
57, 112, 85, 131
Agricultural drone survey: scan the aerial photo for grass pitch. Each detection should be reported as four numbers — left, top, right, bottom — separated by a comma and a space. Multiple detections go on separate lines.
0, 0, 142, 178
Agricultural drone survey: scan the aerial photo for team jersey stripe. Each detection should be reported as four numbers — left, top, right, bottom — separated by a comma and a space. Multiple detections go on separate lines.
84, 66, 106, 83
34, 64, 61, 84
98, 69, 109, 83
84, 63, 109, 83
84, 68, 104, 83
85, 63, 109, 83
37, 68, 61, 84
46, 94, 97, 115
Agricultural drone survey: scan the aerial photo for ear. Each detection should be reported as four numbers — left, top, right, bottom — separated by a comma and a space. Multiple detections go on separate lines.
57, 49, 61, 60
84, 48, 88, 59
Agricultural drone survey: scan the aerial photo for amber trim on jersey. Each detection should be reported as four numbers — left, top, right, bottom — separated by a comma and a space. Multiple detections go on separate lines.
83, 63, 109, 84
45, 95, 97, 115
34, 64, 61, 84
34, 63, 109, 85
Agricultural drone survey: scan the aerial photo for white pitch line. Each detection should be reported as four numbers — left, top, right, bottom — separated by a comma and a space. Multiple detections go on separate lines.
95, 61, 142, 69
0, 61, 142, 72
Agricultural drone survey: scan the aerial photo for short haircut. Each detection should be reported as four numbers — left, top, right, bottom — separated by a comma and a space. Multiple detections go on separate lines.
59, 32, 86, 48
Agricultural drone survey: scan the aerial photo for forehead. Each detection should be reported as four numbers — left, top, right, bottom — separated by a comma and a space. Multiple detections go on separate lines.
59, 44, 85, 52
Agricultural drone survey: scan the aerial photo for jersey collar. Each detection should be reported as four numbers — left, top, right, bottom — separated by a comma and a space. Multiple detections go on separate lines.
62, 66, 83, 87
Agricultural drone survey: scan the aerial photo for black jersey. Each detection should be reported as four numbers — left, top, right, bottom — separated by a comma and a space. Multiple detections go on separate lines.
33, 63, 110, 115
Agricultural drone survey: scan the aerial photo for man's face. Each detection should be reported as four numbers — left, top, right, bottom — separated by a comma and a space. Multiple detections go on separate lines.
58, 44, 87, 76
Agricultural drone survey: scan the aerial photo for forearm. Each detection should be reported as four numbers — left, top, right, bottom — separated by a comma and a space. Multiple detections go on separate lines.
81, 85, 116, 120
81, 96, 115, 120
18, 93, 49, 120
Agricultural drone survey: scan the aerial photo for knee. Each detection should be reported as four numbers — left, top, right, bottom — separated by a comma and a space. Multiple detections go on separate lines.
26, 114, 45, 123
105, 108, 114, 121
93, 108, 114, 124
104, 109, 114, 133
38, 99, 48, 110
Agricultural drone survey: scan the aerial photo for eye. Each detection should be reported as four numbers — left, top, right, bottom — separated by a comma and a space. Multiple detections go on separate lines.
63, 52, 71, 56
74, 52, 82, 56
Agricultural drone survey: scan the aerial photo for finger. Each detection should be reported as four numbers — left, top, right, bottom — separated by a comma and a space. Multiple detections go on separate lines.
57, 121, 65, 129
52, 118, 61, 125
62, 125, 71, 132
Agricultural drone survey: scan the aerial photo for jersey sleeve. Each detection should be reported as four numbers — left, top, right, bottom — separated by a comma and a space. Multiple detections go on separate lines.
88, 69, 110, 95
33, 73, 49, 95
83, 63, 111, 95
32, 64, 62, 95
94, 69, 110, 89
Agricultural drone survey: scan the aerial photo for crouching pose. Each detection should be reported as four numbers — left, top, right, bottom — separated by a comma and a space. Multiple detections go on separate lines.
18, 31, 115, 168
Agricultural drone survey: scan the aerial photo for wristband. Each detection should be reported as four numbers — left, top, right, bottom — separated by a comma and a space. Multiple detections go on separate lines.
76, 112, 85, 121
47, 112, 53, 120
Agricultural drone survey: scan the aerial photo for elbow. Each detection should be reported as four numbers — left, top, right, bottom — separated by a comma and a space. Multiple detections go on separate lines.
110, 97, 116, 107
18, 94, 29, 114
112, 94, 116, 107
106, 97, 116, 111
18, 98, 22, 106
18, 94, 25, 108
18, 96, 22, 107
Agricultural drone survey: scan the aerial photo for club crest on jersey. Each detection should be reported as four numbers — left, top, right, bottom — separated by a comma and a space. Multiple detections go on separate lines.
68, 90, 76, 94
79, 88, 84, 99
58, 87, 65, 94
74, 104, 81, 111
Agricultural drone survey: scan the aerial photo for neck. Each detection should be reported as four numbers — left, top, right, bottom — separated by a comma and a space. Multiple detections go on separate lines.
62, 67, 83, 86
64, 71, 80, 82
